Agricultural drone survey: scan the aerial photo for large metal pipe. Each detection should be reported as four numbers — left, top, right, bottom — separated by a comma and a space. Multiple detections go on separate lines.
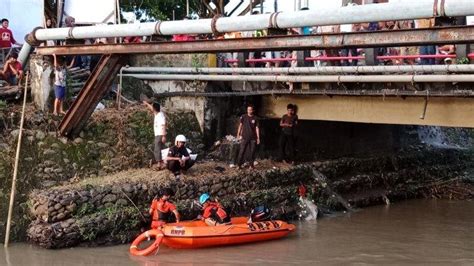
151, 90, 474, 98
34, 26, 474, 56
32, 0, 474, 41
122, 65, 474, 75
17, 43, 32, 66
122, 74, 474, 83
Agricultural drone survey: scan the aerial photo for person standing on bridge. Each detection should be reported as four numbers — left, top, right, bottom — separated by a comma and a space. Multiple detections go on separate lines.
52, 54, 67, 116
236, 104, 260, 170
0, 18, 20, 48
143, 101, 166, 169
415, 17, 436, 65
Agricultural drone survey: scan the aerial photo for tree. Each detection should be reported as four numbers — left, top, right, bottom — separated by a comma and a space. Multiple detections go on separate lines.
120, 0, 202, 21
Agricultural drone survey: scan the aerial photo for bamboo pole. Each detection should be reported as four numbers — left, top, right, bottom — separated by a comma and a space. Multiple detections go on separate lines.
116, 0, 122, 43
186, 0, 190, 16
4, 72, 29, 248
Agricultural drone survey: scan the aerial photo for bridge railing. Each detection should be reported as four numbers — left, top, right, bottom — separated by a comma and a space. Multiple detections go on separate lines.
222, 47, 473, 67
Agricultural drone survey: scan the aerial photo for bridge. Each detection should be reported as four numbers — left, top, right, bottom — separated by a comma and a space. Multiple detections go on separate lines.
22, 0, 474, 137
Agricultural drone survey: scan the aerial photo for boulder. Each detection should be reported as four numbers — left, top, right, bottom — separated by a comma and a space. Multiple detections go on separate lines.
36, 131, 46, 140
102, 194, 117, 203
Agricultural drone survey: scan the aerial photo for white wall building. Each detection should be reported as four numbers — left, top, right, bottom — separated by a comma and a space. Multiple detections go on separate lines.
0, 0, 43, 44
0, 0, 116, 42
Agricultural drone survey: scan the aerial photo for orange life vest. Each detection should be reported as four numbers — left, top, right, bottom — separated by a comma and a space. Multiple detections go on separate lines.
150, 198, 176, 222
203, 202, 229, 223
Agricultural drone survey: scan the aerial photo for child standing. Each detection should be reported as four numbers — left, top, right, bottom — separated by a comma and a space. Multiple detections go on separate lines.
53, 54, 67, 115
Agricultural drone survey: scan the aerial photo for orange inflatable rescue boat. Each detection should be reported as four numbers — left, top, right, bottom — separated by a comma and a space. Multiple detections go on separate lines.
130, 217, 295, 255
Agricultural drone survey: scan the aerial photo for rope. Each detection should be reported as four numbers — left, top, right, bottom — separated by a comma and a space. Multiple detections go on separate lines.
120, 188, 147, 223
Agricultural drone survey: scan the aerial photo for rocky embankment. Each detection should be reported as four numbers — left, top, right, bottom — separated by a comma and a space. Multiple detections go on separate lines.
1, 102, 473, 248
0, 105, 203, 242
26, 148, 473, 248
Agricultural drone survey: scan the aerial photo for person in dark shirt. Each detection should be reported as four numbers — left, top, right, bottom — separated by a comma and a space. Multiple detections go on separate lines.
236, 104, 260, 169
279, 104, 298, 164
166, 134, 194, 178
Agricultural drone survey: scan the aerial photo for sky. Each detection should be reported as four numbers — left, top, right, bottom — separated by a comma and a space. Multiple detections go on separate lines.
258, 0, 342, 13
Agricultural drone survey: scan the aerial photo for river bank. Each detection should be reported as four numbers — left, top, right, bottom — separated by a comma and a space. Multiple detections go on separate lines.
1, 103, 473, 248
2, 200, 474, 265
26, 148, 474, 248
0, 104, 204, 242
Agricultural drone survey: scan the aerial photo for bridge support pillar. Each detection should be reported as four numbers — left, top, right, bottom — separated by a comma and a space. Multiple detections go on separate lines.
237, 52, 248, 67
365, 48, 377, 66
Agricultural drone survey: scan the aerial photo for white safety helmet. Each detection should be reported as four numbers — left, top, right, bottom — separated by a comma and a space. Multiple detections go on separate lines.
175, 134, 187, 145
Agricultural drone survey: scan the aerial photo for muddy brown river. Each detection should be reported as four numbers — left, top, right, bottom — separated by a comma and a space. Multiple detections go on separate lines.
2, 200, 473, 265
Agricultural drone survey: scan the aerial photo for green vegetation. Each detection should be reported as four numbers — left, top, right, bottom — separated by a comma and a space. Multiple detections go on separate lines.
457, 57, 470, 65
128, 111, 154, 146
76, 205, 143, 243
0, 100, 7, 129
0, 100, 6, 110
120, 0, 201, 21
191, 54, 204, 68
75, 202, 95, 217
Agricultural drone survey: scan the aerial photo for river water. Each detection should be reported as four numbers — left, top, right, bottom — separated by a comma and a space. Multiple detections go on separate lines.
2, 200, 473, 265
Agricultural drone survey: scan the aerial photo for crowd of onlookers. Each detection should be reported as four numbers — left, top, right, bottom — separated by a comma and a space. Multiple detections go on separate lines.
42, 15, 148, 71
0, 18, 23, 87
216, 14, 463, 68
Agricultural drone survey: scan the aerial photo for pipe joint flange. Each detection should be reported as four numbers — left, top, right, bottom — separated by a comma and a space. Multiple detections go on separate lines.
25, 26, 43, 47
269, 12, 282, 29
154, 21, 163, 35
211, 15, 223, 36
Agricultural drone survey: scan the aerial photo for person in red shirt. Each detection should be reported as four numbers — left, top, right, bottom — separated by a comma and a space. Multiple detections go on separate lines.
172, 16, 196, 42
198, 193, 230, 226
149, 188, 180, 229
0, 53, 23, 85
124, 36, 142, 43
172, 34, 196, 42
0, 19, 19, 48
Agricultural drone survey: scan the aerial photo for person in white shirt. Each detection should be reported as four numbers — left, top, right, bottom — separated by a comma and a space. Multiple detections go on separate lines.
144, 101, 166, 169
52, 54, 67, 116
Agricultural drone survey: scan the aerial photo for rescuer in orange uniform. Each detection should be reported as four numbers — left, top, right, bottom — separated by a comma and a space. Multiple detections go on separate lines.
198, 193, 231, 226
149, 188, 180, 229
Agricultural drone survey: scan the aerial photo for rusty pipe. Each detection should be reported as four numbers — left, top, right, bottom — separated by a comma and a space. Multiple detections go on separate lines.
31, 0, 474, 41
121, 73, 474, 83
122, 65, 474, 75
